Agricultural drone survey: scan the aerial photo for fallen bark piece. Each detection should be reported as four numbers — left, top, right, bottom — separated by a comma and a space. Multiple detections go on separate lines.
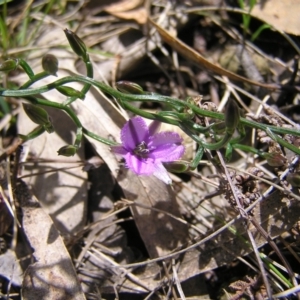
15, 180, 86, 300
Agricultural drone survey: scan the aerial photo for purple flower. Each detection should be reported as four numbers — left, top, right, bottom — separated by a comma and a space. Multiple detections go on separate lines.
112, 116, 185, 184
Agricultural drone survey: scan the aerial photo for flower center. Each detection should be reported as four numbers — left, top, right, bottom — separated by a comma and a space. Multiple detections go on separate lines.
134, 141, 149, 158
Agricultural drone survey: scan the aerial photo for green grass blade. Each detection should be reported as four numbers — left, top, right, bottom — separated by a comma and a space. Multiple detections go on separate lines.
251, 24, 271, 41
0, 16, 8, 52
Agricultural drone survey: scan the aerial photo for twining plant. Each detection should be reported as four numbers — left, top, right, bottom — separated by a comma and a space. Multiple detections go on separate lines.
1, 28, 300, 298
1, 29, 300, 185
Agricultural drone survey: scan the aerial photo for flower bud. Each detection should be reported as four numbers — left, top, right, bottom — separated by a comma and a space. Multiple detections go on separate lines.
263, 152, 287, 167
64, 28, 87, 59
56, 86, 85, 100
57, 145, 77, 157
23, 103, 51, 125
42, 54, 58, 76
44, 120, 55, 133
0, 58, 19, 72
286, 173, 300, 187
225, 100, 240, 135
163, 161, 190, 173
116, 81, 144, 94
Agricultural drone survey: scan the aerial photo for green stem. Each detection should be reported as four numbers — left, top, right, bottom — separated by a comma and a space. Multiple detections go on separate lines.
23, 97, 117, 149
64, 55, 94, 105
260, 253, 293, 288
122, 102, 181, 126
19, 59, 35, 79
197, 132, 233, 150
232, 143, 264, 156
82, 57, 93, 94
82, 128, 118, 146
189, 146, 204, 170
2, 75, 300, 141
74, 127, 83, 148
267, 130, 300, 156
20, 71, 50, 89
158, 110, 194, 121
19, 125, 46, 141
25, 97, 82, 129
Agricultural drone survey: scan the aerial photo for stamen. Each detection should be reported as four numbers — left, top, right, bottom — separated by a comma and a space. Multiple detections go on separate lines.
134, 141, 149, 158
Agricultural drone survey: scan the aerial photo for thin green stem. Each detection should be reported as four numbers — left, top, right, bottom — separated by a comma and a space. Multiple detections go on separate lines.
196, 132, 233, 150
82, 57, 93, 93
232, 143, 264, 156
20, 71, 50, 89
122, 102, 181, 126
19, 59, 35, 79
64, 55, 93, 105
19, 125, 46, 141
157, 110, 193, 121
23, 97, 116, 149
1, 74, 298, 137
266, 130, 300, 156
2, 75, 300, 153
259, 253, 293, 288
74, 127, 83, 148
24, 96, 82, 129
189, 146, 204, 170
82, 128, 118, 146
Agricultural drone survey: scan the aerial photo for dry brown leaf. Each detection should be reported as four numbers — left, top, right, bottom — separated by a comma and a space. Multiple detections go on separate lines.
15, 30, 124, 233
17, 94, 87, 235
117, 168, 189, 258
250, 0, 300, 36
106, 7, 148, 24
103, 0, 147, 24
96, 33, 158, 78
14, 29, 87, 235
148, 18, 280, 90
103, 0, 144, 12
15, 180, 85, 300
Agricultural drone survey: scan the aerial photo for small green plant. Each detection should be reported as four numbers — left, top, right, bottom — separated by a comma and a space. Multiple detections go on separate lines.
238, 0, 256, 35
237, 0, 271, 41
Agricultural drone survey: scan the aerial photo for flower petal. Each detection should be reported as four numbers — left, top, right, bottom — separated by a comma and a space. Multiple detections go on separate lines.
121, 117, 149, 150
124, 152, 154, 175
150, 144, 185, 162
153, 162, 172, 184
150, 131, 183, 146
148, 132, 185, 162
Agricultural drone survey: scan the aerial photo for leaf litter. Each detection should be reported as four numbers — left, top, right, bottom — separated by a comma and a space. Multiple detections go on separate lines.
0, 0, 300, 299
